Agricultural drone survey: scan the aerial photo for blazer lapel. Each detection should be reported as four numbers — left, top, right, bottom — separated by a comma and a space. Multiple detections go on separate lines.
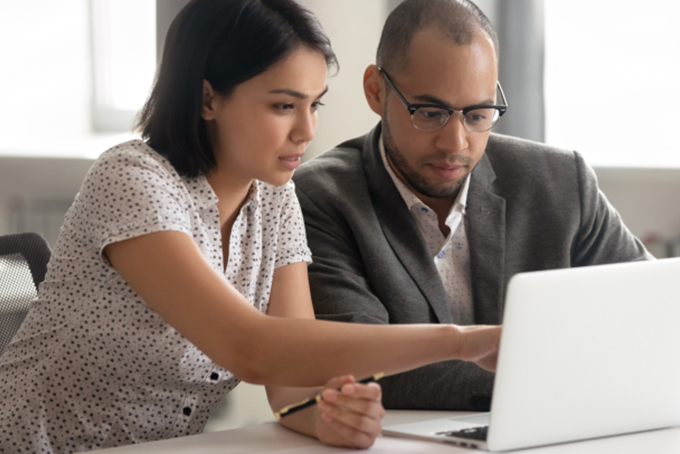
467, 152, 506, 324
362, 125, 453, 324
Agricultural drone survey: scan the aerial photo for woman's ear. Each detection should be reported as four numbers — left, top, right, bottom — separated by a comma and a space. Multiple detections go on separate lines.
201, 80, 217, 121
363, 64, 385, 116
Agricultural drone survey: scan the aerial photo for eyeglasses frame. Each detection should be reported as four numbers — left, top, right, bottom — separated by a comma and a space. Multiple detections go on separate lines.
379, 68, 508, 132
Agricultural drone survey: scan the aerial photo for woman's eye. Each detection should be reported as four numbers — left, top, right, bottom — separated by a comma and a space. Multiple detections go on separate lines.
275, 103, 294, 112
311, 101, 325, 110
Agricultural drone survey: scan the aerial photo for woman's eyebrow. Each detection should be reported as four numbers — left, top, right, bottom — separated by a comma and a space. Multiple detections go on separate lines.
269, 86, 329, 99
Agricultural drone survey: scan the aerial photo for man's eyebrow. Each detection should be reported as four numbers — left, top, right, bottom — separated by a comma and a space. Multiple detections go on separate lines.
269, 85, 329, 99
413, 94, 496, 107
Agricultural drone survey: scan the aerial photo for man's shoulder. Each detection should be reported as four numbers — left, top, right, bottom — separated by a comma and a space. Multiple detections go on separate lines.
483, 133, 585, 184
486, 133, 577, 165
477, 133, 601, 218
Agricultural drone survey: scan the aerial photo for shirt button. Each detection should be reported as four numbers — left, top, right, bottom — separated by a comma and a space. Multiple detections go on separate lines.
437, 251, 446, 259
210, 372, 219, 381
183, 407, 192, 416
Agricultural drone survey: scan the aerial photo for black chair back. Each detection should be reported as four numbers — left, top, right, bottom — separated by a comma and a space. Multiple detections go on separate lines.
0, 233, 52, 356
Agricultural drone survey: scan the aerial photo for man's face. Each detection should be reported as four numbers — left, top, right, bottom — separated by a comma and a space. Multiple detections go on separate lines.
381, 28, 498, 201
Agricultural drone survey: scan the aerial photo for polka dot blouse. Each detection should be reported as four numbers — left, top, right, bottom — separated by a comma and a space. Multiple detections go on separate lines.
0, 140, 312, 453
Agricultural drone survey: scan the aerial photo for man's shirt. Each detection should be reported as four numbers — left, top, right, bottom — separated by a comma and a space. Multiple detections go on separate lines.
379, 135, 475, 324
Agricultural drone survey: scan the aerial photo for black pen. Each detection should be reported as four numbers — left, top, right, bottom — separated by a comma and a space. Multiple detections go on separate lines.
274, 372, 385, 420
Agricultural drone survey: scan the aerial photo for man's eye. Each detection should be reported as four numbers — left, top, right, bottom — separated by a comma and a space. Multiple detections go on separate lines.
417, 108, 445, 120
465, 109, 491, 125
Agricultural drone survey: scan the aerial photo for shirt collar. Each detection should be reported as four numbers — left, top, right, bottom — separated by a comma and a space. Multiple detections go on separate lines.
182, 174, 259, 212
378, 133, 470, 219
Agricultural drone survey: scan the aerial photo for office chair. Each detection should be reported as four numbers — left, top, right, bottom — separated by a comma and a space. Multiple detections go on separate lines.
0, 232, 51, 357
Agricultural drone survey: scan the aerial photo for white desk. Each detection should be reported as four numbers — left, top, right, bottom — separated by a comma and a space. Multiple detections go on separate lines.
101, 410, 680, 453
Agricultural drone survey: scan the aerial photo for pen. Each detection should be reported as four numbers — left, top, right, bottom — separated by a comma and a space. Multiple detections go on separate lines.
274, 372, 385, 420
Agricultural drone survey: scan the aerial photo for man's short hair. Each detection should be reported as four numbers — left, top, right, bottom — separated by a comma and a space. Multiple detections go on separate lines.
377, 0, 499, 75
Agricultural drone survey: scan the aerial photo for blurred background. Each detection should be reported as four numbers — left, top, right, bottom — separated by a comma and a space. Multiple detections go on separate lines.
1, 0, 679, 431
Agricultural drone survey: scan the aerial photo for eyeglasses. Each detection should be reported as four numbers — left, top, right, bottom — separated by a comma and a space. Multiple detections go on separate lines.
379, 68, 508, 133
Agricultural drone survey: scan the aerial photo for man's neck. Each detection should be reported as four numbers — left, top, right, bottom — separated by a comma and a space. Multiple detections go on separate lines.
387, 156, 459, 236
415, 190, 458, 237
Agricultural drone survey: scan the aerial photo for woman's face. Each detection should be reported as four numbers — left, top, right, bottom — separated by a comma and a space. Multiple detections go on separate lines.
202, 46, 328, 187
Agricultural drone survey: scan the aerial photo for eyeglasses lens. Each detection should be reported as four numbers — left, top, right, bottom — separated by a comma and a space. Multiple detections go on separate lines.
412, 107, 500, 132
412, 108, 450, 131
463, 108, 500, 132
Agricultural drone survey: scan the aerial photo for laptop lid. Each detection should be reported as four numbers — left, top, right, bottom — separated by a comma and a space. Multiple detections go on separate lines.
383, 258, 680, 451
487, 258, 680, 451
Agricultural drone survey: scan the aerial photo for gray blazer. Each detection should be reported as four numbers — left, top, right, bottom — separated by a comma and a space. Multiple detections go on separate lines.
293, 124, 651, 410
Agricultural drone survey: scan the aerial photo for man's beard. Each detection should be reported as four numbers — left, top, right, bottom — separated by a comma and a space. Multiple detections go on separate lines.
383, 121, 469, 199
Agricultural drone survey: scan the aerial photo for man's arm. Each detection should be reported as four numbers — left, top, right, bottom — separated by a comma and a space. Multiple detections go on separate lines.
572, 151, 653, 265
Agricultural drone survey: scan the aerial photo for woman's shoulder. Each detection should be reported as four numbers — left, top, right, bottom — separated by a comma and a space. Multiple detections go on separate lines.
66, 140, 197, 241
90, 140, 180, 181
80, 140, 190, 198
75, 140, 193, 216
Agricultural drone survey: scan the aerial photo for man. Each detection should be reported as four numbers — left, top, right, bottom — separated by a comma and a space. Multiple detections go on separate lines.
293, 0, 650, 410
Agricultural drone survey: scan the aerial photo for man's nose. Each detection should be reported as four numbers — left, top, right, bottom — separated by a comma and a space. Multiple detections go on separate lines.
433, 112, 468, 152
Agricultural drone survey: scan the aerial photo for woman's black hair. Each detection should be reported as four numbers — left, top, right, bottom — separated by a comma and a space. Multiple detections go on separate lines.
135, 0, 337, 178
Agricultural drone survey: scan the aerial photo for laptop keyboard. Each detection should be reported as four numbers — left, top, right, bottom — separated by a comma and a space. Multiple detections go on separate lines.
438, 425, 489, 441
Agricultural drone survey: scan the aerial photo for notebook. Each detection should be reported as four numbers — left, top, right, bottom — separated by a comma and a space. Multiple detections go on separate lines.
383, 258, 680, 451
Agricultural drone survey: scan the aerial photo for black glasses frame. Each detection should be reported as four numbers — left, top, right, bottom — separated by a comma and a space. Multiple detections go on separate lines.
379, 68, 508, 132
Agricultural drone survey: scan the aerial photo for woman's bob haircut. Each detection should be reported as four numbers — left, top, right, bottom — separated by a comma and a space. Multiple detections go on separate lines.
136, 0, 337, 178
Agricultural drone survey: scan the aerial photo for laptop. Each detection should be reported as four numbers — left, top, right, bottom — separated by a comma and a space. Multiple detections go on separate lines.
383, 258, 680, 451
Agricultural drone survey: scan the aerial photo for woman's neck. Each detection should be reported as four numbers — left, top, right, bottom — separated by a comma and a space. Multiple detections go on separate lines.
205, 166, 254, 235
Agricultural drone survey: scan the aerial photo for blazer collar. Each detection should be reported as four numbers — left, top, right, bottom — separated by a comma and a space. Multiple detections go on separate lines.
362, 124, 452, 324
467, 140, 506, 325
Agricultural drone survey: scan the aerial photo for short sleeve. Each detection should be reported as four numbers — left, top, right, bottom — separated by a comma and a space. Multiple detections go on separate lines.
274, 180, 312, 268
73, 144, 193, 262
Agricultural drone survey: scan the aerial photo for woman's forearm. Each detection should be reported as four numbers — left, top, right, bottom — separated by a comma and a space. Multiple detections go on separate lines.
236, 316, 461, 386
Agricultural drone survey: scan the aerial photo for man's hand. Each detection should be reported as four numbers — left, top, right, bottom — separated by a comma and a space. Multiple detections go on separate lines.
315, 375, 385, 449
456, 325, 502, 371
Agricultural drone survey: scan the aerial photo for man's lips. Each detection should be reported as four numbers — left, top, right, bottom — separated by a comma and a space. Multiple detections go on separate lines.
427, 162, 466, 179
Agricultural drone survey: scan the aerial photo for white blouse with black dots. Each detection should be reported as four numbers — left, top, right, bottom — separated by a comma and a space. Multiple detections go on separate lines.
0, 140, 312, 453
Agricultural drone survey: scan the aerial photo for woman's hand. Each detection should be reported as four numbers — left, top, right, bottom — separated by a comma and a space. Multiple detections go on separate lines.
455, 325, 503, 372
314, 375, 385, 449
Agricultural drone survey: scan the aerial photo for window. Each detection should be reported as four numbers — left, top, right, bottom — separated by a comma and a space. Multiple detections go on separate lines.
90, 0, 156, 132
544, 2, 680, 167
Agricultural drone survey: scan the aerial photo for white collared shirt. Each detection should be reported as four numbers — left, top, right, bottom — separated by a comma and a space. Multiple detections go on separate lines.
379, 136, 474, 324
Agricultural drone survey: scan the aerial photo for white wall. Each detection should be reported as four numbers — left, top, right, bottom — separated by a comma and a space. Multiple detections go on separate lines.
298, 0, 387, 160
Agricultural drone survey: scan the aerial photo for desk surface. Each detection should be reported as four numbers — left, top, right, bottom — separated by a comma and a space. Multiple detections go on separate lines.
101, 410, 680, 453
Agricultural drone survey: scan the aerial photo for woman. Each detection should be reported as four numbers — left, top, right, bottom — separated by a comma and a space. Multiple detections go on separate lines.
0, 0, 501, 452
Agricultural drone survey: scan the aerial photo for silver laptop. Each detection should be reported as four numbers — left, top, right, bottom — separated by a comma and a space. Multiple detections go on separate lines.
383, 258, 680, 451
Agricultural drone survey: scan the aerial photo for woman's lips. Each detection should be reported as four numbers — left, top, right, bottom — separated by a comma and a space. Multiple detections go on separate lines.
279, 154, 304, 170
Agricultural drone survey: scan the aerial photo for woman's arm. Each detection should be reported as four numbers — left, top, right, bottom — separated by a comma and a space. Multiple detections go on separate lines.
105, 230, 500, 387
264, 263, 384, 448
